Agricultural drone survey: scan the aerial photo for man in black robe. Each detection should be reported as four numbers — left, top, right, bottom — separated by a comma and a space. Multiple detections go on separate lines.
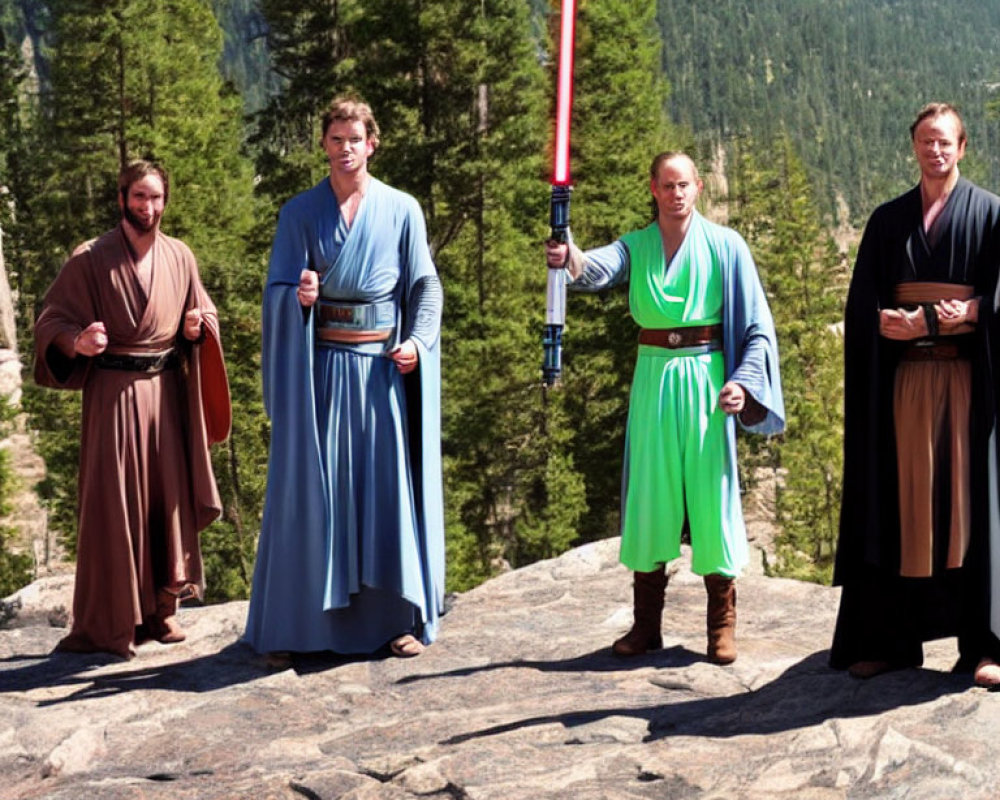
832, 102, 1000, 685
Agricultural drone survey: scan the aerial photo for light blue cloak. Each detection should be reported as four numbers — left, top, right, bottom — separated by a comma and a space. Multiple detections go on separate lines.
244, 177, 445, 654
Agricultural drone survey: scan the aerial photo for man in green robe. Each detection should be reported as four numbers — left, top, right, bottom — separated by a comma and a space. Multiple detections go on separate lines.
546, 152, 784, 664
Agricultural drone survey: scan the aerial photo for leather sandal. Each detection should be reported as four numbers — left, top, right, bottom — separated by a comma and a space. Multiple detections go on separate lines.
390, 634, 425, 658
974, 658, 1000, 688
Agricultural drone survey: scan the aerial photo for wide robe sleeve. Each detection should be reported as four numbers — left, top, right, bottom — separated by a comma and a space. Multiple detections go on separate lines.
832, 203, 906, 583
720, 227, 785, 436
260, 195, 329, 556
172, 238, 231, 531
33, 246, 101, 390
396, 193, 446, 636
249, 196, 337, 646
190, 300, 231, 447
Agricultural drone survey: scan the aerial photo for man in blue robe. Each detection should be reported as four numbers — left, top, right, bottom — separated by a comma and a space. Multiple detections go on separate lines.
244, 97, 444, 659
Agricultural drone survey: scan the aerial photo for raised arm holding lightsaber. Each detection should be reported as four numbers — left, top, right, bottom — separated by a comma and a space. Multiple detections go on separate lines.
542, 0, 577, 387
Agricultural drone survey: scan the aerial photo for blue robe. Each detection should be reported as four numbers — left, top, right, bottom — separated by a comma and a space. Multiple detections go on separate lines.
244, 177, 445, 654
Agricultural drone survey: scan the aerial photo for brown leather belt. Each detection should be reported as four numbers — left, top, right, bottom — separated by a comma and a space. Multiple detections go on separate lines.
639, 324, 722, 349
316, 328, 392, 343
901, 343, 964, 362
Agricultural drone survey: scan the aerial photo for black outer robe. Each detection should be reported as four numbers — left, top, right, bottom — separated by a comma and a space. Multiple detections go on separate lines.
831, 177, 1000, 669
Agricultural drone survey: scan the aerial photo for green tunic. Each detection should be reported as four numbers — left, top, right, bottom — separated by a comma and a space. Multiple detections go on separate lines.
619, 222, 744, 576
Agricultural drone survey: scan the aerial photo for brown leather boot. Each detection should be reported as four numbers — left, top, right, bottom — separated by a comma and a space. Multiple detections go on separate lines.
612, 566, 668, 656
149, 587, 187, 644
704, 574, 737, 664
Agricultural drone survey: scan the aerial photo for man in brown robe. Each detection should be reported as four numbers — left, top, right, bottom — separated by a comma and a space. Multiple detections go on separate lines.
34, 160, 231, 659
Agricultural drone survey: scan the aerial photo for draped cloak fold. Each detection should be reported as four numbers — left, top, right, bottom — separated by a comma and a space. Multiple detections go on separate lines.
833, 177, 1000, 665
33, 225, 231, 658
243, 177, 445, 654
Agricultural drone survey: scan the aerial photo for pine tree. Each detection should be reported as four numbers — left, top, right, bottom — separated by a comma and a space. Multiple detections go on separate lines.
249, 0, 362, 213
0, 11, 86, 553
0, 27, 35, 597
727, 132, 847, 583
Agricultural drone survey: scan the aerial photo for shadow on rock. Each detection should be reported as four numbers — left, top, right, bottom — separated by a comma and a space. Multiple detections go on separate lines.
441, 650, 969, 745
284, 648, 384, 675
396, 643, 704, 685
0, 642, 265, 704
646, 650, 970, 738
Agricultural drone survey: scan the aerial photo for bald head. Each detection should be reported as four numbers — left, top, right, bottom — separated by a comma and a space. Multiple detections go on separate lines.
649, 152, 702, 222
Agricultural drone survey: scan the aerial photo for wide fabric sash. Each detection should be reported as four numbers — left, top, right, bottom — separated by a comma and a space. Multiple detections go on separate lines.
894, 281, 975, 338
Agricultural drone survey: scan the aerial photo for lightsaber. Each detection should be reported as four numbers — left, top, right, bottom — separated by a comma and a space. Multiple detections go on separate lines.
542, 0, 576, 387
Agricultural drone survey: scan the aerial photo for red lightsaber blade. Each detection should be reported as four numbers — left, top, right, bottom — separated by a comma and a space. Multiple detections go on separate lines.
543, 0, 577, 387
552, 0, 576, 187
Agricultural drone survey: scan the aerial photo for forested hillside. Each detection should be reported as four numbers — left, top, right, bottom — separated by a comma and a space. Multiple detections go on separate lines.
658, 0, 1000, 221
8, 0, 1000, 219
210, 0, 1000, 221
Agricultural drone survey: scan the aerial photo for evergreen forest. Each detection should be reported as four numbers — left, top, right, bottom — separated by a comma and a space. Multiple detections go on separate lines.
0, 0, 996, 600
658, 0, 1000, 223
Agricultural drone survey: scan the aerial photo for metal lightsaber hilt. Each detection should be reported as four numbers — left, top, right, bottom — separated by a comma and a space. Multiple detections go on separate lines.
543, 184, 572, 387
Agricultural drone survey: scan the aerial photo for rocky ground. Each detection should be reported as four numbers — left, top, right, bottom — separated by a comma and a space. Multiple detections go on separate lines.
0, 347, 58, 577
2, 537, 999, 800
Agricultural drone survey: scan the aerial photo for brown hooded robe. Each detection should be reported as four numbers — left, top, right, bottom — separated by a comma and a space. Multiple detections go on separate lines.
34, 225, 231, 658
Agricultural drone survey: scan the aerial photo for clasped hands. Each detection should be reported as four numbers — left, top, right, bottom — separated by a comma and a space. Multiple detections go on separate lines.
879, 297, 978, 340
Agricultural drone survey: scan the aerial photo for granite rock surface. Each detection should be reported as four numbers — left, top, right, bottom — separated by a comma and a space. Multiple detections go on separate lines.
2, 538, 999, 799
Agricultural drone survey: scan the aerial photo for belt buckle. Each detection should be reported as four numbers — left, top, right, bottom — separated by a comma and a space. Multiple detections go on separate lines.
667, 331, 683, 347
